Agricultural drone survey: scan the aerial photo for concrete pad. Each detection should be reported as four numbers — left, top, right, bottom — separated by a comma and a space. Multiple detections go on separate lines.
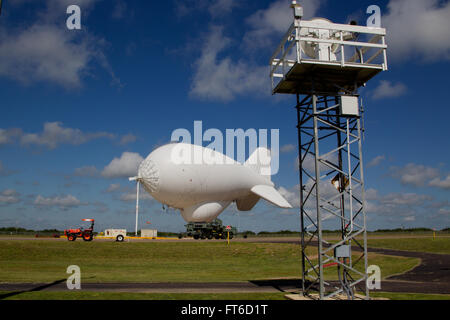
285, 293, 388, 300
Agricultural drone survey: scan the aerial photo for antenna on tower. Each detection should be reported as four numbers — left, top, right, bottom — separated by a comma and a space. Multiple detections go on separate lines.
290, 0, 303, 19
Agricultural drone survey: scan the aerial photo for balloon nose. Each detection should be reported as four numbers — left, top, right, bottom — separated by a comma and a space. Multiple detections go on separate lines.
138, 157, 160, 193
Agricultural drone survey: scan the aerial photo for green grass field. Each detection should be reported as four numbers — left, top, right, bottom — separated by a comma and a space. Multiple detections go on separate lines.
0, 240, 419, 283
0, 236, 448, 300
0, 241, 300, 283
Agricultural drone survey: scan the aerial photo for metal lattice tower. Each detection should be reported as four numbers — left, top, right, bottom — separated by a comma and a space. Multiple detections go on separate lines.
270, 2, 388, 300
296, 93, 369, 299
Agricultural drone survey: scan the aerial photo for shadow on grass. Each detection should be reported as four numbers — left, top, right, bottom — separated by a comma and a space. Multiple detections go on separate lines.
249, 279, 316, 293
0, 279, 67, 300
0, 276, 97, 300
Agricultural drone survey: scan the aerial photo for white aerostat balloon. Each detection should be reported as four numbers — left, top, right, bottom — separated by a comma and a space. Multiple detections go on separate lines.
130, 143, 292, 223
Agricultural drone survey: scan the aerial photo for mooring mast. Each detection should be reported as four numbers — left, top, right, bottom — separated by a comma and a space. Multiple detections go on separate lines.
270, 2, 388, 300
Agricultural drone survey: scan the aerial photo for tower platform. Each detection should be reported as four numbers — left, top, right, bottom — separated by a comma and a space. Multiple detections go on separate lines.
270, 19, 387, 95
272, 60, 383, 95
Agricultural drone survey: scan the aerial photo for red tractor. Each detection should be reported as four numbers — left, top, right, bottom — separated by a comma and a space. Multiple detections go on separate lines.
64, 219, 95, 241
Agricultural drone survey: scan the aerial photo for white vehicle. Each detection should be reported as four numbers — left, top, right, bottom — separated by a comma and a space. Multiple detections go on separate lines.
104, 229, 126, 242
130, 143, 292, 223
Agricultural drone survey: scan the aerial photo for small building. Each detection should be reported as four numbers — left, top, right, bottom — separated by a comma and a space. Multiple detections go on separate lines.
141, 229, 157, 238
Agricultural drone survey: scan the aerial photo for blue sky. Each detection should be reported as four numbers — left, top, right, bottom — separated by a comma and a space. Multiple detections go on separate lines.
0, 0, 449, 233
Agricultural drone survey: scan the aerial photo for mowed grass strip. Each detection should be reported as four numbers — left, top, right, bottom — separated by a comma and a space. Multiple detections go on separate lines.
0, 241, 301, 283
0, 240, 419, 283
367, 237, 450, 255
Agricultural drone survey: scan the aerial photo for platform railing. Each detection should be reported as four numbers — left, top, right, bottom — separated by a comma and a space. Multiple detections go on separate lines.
270, 20, 388, 92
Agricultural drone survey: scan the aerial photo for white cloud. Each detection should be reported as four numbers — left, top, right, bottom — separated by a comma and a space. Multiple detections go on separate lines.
372, 81, 407, 100
1, 122, 135, 149
20, 122, 114, 149
354, 189, 432, 224
119, 190, 152, 202
34, 194, 83, 209
243, 0, 323, 50
175, 0, 236, 18
296, 152, 339, 174
208, 0, 237, 17
429, 175, 450, 190
190, 26, 267, 102
280, 144, 295, 153
278, 177, 341, 211
278, 185, 300, 208
379, 192, 432, 206
101, 152, 144, 178
365, 200, 379, 214
383, 0, 450, 61
0, 189, 21, 205
390, 163, 440, 187
119, 133, 137, 145
367, 155, 386, 168
390, 163, 450, 190
365, 190, 439, 225
0, 25, 95, 88
106, 183, 121, 193
187, 1, 324, 102
0, 128, 22, 145
365, 188, 379, 201
0, 0, 119, 88
427, 200, 450, 216
74, 166, 99, 177
276, 182, 448, 227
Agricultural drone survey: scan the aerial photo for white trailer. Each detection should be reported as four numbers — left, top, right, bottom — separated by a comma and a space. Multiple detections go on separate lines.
104, 229, 126, 242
